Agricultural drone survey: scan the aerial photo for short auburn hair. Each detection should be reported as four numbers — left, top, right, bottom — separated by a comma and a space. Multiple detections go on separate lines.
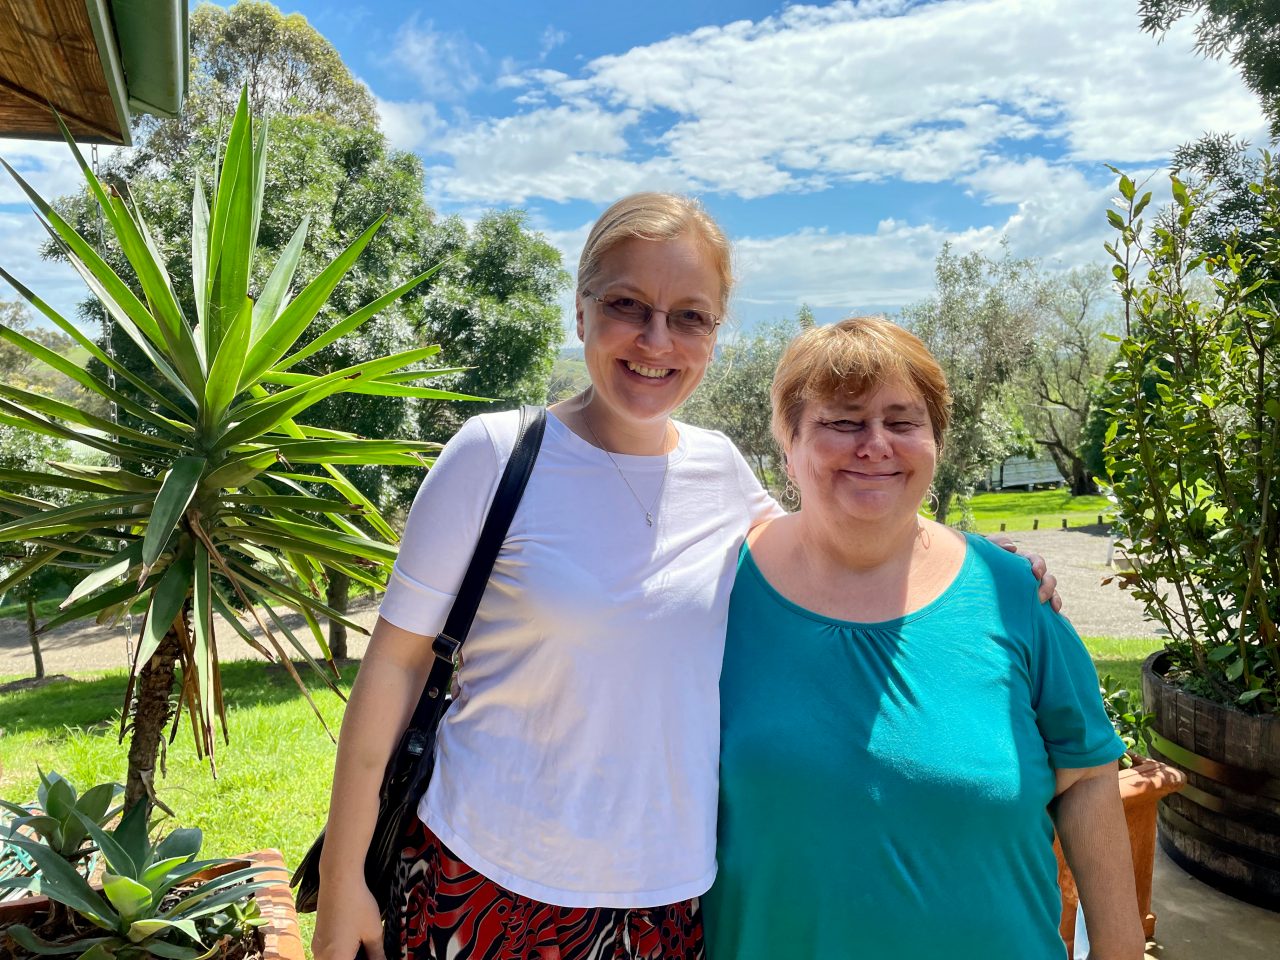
770, 316, 952, 450
577, 192, 734, 309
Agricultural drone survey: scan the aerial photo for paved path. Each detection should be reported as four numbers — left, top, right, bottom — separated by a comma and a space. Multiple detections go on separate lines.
1001, 524, 1165, 639
0, 524, 1162, 679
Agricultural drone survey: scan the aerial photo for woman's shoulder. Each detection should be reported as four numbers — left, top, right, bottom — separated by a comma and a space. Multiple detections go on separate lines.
672, 418, 747, 462
959, 532, 1042, 600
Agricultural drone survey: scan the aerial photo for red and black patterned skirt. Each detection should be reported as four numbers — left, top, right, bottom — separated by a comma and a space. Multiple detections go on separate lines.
393, 816, 705, 960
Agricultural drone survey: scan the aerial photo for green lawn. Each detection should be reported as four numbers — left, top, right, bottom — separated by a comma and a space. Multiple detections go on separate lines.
0, 661, 351, 868
0, 597, 65, 622
962, 489, 1113, 533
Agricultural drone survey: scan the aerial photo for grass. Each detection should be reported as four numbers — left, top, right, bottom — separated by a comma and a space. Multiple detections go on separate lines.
0, 636, 1163, 844
1084, 635, 1162, 700
962, 489, 1113, 533
0, 660, 352, 869
0, 661, 352, 950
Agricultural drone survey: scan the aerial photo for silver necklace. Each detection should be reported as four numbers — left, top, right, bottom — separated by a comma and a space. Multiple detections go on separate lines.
581, 409, 671, 527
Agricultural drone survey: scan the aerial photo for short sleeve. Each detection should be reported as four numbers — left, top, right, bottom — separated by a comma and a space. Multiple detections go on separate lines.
1031, 607, 1126, 769
377, 416, 503, 636
727, 439, 785, 526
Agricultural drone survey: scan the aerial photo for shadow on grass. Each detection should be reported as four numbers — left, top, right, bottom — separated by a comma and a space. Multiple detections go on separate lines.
0, 659, 359, 737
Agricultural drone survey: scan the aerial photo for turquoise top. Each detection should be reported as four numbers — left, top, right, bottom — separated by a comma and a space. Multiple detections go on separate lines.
704, 533, 1123, 960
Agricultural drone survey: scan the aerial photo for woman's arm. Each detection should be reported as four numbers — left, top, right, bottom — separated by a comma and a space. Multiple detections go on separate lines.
311, 617, 437, 960
1052, 764, 1146, 960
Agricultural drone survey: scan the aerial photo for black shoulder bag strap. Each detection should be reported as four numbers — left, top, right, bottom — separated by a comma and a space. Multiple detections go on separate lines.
410, 402, 546, 736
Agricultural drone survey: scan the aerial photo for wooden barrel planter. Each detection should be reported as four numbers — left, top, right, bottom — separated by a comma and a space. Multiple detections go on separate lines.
1141, 651, 1280, 910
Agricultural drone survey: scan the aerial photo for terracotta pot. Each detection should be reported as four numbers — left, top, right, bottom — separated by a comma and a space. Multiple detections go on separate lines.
1053, 757, 1186, 955
0, 848, 301, 960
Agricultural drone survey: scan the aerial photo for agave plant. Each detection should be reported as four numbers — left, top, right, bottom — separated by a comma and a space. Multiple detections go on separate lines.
0, 89, 470, 810
1, 797, 279, 960
0, 771, 123, 868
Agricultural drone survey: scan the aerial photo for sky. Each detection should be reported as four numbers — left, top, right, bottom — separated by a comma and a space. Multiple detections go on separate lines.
0, 0, 1269, 336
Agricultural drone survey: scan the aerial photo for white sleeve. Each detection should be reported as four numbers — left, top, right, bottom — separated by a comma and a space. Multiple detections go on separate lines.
377, 416, 503, 636
728, 436, 786, 525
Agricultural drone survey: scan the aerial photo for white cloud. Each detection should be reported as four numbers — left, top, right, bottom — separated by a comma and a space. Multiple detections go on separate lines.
0, 210, 94, 334
425, 0, 1265, 206
391, 20, 486, 100
428, 105, 697, 204
374, 96, 442, 153
0, 138, 123, 205
0, 137, 125, 332
539, 27, 568, 61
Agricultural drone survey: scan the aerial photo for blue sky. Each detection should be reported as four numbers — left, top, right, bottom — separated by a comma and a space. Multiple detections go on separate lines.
0, 0, 1268, 335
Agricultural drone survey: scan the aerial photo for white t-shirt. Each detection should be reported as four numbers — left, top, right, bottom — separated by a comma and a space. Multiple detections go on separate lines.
378, 409, 781, 907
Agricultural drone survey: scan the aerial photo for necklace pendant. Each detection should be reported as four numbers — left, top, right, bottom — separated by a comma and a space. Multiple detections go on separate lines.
645, 512, 654, 527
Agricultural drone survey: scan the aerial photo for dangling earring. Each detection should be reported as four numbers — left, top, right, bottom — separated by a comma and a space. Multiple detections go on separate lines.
926, 486, 940, 517
783, 477, 799, 506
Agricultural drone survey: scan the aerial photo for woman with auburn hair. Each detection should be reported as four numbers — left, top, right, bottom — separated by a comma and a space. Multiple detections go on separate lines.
312, 199, 1058, 960
704, 317, 1143, 960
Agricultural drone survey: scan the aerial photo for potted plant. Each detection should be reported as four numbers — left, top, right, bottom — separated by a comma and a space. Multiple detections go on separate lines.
1053, 677, 1186, 953
1101, 154, 1280, 908
1, 773, 297, 960
0, 88, 471, 814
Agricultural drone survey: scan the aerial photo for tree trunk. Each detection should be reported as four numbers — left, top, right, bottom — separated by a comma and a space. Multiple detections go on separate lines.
124, 628, 181, 813
25, 595, 43, 680
1070, 459, 1096, 497
326, 569, 350, 660
934, 492, 953, 526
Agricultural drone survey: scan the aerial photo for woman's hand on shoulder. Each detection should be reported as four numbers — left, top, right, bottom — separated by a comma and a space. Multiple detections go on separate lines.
312, 878, 386, 960
985, 533, 1061, 612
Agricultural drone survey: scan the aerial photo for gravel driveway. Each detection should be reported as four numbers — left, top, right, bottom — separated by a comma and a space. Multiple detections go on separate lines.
0, 524, 1163, 679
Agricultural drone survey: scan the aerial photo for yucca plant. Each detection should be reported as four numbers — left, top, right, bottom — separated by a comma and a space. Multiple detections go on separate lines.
0, 90, 470, 810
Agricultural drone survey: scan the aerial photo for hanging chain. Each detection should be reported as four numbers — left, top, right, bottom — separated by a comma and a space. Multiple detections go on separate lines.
91, 144, 135, 668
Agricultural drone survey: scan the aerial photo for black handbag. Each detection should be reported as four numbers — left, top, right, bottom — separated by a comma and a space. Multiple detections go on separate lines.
292, 404, 547, 926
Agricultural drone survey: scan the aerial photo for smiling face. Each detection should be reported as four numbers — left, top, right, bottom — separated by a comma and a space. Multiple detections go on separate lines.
576, 232, 721, 433
785, 380, 938, 526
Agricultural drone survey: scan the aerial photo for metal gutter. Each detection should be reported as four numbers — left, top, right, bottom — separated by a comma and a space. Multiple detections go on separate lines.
110, 0, 189, 119
82, 0, 133, 144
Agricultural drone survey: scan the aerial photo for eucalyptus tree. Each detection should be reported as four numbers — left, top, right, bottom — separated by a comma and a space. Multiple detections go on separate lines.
680, 313, 809, 496
0, 94, 468, 811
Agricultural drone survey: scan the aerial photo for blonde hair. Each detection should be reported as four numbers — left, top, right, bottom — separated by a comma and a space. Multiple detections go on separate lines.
770, 316, 952, 450
578, 193, 734, 308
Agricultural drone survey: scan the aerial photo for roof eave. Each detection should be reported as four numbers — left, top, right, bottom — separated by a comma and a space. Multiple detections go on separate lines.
83, 0, 133, 145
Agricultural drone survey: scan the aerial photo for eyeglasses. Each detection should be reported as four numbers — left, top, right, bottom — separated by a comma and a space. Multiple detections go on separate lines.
582, 290, 721, 337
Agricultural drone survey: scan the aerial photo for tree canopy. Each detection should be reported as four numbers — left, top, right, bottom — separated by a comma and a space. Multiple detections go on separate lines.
53, 0, 568, 493
1139, 1, 1280, 139
901, 244, 1041, 524
129, 0, 378, 173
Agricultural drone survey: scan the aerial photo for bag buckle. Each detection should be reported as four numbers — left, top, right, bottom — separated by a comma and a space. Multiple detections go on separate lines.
432, 633, 461, 667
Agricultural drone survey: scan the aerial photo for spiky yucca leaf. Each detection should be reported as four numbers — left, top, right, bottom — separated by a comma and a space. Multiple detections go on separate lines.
0, 89, 473, 788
